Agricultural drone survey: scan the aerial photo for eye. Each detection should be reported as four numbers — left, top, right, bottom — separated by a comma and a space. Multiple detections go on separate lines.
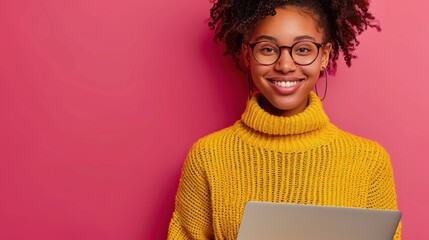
261, 47, 276, 53
297, 47, 310, 53
294, 44, 315, 56
255, 42, 279, 56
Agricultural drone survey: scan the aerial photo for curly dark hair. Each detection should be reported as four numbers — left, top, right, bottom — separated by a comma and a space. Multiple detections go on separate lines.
208, 0, 381, 74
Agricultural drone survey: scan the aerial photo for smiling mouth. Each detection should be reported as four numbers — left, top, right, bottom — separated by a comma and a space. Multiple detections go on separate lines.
270, 80, 301, 88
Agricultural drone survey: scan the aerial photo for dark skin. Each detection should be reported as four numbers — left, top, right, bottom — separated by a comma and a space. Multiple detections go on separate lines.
209, 0, 380, 74
242, 7, 331, 116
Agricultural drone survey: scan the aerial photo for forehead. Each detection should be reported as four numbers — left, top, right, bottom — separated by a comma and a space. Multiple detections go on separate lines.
252, 6, 324, 43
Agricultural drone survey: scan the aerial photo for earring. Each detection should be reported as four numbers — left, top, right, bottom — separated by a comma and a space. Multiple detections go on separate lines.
247, 69, 253, 99
315, 67, 328, 101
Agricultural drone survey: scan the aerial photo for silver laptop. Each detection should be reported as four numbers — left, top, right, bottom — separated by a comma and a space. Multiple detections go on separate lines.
237, 201, 401, 240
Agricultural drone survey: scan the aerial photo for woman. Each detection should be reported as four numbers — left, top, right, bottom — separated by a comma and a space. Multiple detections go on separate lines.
168, 0, 401, 239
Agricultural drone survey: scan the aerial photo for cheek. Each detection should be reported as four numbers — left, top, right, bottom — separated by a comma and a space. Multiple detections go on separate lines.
302, 60, 323, 79
249, 64, 270, 78
304, 67, 322, 79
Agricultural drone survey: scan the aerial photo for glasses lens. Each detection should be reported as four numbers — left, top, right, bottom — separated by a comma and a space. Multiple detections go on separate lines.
291, 41, 319, 65
252, 42, 280, 65
252, 41, 321, 65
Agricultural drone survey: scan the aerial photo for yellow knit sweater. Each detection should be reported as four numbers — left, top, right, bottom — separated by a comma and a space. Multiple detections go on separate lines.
168, 92, 401, 239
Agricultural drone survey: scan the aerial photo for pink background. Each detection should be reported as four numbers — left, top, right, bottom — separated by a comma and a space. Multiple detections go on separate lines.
0, 0, 428, 239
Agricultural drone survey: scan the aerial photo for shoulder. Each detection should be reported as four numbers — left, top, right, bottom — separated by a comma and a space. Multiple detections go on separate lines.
182, 123, 240, 175
332, 125, 390, 163
183, 122, 239, 162
190, 123, 239, 151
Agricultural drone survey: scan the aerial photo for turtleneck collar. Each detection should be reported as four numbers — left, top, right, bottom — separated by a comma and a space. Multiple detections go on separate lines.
241, 92, 329, 136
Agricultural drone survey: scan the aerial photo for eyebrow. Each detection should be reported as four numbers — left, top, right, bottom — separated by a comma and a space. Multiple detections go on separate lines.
254, 35, 317, 43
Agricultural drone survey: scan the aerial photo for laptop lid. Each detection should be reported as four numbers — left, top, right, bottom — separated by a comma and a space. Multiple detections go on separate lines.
237, 201, 401, 240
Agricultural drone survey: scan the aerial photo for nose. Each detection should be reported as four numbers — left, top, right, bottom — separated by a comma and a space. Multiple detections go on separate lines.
274, 49, 297, 73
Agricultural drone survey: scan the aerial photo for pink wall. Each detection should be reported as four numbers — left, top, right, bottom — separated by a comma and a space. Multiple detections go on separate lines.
0, 0, 427, 239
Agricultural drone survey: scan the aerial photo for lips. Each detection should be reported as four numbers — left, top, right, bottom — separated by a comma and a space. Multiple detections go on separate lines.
266, 77, 305, 94
270, 80, 301, 88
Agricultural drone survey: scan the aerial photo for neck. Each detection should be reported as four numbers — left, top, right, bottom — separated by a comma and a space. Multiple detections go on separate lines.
258, 95, 310, 117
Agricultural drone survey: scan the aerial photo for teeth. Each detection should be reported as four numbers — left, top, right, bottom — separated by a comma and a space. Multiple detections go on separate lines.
273, 81, 300, 88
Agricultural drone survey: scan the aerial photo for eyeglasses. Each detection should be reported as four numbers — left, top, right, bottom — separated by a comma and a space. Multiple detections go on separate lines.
248, 41, 324, 66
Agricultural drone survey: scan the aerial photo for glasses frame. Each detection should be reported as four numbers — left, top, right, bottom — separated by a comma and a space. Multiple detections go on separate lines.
248, 41, 324, 66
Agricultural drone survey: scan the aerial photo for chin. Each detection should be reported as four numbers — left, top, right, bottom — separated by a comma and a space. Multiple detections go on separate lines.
260, 96, 302, 116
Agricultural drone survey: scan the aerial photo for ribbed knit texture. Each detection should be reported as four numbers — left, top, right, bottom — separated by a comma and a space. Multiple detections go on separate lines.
168, 92, 401, 240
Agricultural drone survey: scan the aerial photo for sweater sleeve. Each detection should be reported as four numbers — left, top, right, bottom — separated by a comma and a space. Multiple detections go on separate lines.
167, 143, 214, 240
367, 147, 401, 240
